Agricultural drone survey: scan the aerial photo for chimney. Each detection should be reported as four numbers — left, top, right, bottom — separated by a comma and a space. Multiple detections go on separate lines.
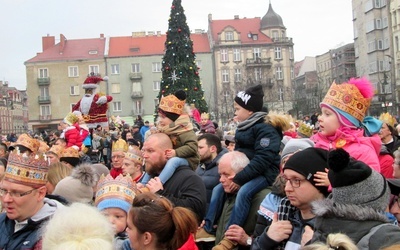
234, 15, 239, 19
156, 31, 161, 37
59, 34, 67, 54
42, 34, 55, 52
147, 31, 155, 36
100, 33, 105, 39
208, 13, 212, 22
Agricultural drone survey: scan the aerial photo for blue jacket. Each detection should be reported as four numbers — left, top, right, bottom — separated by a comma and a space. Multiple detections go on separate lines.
195, 148, 228, 206
234, 117, 281, 186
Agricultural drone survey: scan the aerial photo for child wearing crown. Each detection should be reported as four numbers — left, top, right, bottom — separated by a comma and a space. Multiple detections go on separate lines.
95, 174, 137, 250
59, 112, 82, 150
199, 112, 216, 135
311, 77, 382, 172
139, 90, 199, 190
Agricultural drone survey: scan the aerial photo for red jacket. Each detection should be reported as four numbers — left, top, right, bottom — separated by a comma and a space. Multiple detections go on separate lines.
64, 125, 81, 149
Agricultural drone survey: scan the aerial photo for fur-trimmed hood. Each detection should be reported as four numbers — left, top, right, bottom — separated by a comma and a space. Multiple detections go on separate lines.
312, 198, 388, 223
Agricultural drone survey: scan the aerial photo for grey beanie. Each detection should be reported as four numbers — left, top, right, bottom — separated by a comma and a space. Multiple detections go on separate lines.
281, 138, 315, 162
328, 148, 390, 212
53, 163, 98, 204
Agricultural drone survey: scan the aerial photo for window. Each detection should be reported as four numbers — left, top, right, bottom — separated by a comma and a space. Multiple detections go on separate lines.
275, 47, 282, 60
113, 102, 122, 112
111, 83, 120, 94
272, 31, 279, 39
196, 60, 202, 69
152, 62, 162, 72
383, 17, 388, 28
134, 101, 142, 114
396, 36, 399, 51
234, 68, 241, 83
291, 67, 295, 80
154, 98, 159, 107
253, 48, 261, 59
375, 0, 386, 8
131, 63, 140, 73
222, 69, 230, 83
376, 19, 382, 29
289, 47, 294, 60
40, 105, 51, 116
68, 66, 78, 77
368, 40, 376, 52
225, 31, 234, 41
220, 49, 228, 62
70, 85, 79, 96
278, 88, 284, 101
377, 39, 383, 50
153, 81, 160, 91
276, 67, 283, 80
369, 61, 377, 73
111, 64, 120, 74
255, 68, 262, 81
366, 20, 375, 33
39, 68, 48, 78
40, 86, 49, 97
70, 104, 75, 111
132, 82, 142, 93
252, 34, 258, 40
365, 0, 373, 12
89, 65, 99, 74
233, 48, 241, 62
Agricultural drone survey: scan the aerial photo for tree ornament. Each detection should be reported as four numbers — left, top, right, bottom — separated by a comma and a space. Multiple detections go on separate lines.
185, 88, 188, 91
194, 87, 198, 91
178, 28, 182, 32
190, 66, 193, 70
171, 5, 175, 8
169, 70, 180, 84
168, 41, 172, 44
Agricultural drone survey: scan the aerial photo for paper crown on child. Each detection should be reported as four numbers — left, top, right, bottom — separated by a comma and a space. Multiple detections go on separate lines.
321, 78, 373, 126
8, 133, 40, 153
38, 140, 50, 154
297, 123, 314, 138
95, 174, 137, 213
158, 90, 186, 121
4, 147, 49, 187
82, 73, 108, 89
125, 145, 143, 166
112, 139, 128, 153
201, 112, 210, 119
60, 147, 79, 158
46, 145, 64, 158
379, 112, 397, 128
63, 112, 79, 126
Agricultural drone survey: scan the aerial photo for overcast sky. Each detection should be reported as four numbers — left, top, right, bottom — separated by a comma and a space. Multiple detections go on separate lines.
0, 0, 353, 90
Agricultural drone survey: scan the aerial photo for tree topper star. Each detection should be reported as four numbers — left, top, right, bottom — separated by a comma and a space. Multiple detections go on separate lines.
169, 70, 180, 84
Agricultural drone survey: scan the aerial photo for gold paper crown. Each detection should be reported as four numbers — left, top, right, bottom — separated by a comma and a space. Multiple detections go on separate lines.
60, 147, 79, 158
63, 112, 79, 126
46, 145, 64, 158
322, 82, 371, 122
159, 94, 185, 115
95, 174, 137, 206
125, 145, 143, 166
201, 112, 210, 119
38, 140, 50, 154
5, 147, 49, 187
297, 123, 314, 138
9, 133, 40, 153
379, 112, 397, 128
112, 138, 128, 152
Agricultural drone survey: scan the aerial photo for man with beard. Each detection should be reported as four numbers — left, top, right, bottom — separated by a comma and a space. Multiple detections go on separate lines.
141, 133, 207, 222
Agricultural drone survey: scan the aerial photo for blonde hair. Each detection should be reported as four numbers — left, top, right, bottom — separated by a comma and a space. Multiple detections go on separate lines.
301, 233, 358, 250
265, 111, 291, 132
47, 162, 72, 188
42, 203, 114, 250
201, 112, 210, 120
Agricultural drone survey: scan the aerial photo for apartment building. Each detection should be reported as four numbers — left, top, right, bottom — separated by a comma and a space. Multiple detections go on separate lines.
25, 32, 212, 131
207, 3, 294, 123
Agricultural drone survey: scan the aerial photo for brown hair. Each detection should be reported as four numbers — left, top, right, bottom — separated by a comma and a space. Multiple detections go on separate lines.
129, 192, 197, 250
47, 162, 72, 188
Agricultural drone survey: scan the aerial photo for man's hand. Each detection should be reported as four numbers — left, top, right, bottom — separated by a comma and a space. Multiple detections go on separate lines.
266, 213, 293, 242
224, 225, 248, 246
146, 177, 163, 193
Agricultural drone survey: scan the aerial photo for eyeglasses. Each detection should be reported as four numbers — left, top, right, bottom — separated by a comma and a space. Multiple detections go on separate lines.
282, 175, 304, 188
0, 187, 38, 198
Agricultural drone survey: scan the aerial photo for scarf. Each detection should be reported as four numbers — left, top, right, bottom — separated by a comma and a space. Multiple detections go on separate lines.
236, 112, 267, 131
158, 114, 194, 136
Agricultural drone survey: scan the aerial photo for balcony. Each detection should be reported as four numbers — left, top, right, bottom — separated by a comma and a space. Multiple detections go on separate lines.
38, 96, 51, 104
132, 108, 144, 116
246, 57, 272, 68
39, 115, 52, 122
129, 72, 142, 80
131, 91, 143, 99
37, 77, 50, 86
271, 37, 293, 44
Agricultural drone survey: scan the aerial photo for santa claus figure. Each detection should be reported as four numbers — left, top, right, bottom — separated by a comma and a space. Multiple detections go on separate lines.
72, 73, 113, 129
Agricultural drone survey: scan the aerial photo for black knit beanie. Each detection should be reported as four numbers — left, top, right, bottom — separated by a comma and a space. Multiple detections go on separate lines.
284, 147, 330, 196
234, 84, 264, 112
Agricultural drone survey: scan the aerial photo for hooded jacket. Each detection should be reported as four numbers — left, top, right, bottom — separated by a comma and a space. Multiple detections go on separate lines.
0, 198, 64, 249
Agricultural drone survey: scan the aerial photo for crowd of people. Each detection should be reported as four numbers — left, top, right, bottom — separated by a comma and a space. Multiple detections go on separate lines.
3, 76, 400, 250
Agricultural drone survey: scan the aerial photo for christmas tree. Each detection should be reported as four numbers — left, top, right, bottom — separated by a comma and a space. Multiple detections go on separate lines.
157, 0, 208, 114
